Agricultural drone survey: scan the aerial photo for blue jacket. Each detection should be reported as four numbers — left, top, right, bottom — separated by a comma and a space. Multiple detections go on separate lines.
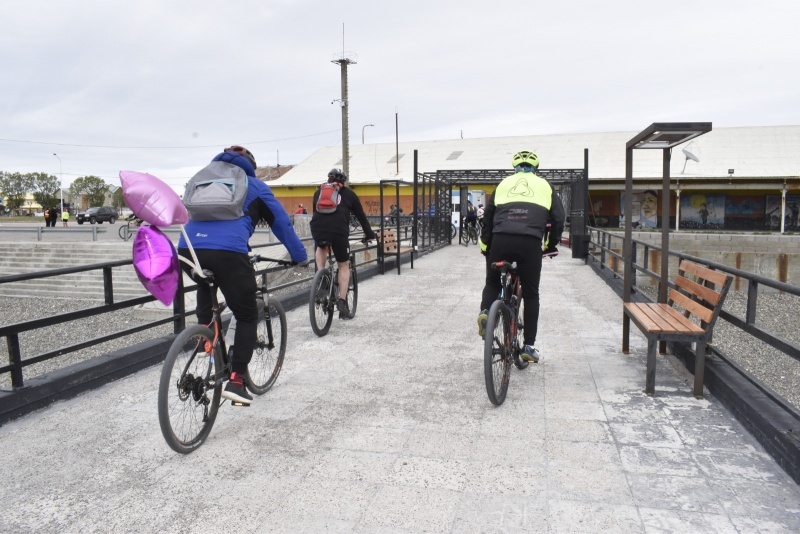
178, 151, 307, 262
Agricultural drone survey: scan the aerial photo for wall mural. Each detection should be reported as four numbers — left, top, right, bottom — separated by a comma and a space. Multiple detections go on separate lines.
680, 193, 725, 230
766, 194, 800, 231
619, 190, 658, 229
725, 195, 765, 230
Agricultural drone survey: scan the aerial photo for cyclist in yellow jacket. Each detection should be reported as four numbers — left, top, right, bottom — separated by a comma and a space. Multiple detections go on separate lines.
477, 151, 565, 363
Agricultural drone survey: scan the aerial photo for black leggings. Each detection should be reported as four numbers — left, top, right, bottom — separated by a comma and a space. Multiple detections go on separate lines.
480, 234, 543, 346
178, 248, 257, 375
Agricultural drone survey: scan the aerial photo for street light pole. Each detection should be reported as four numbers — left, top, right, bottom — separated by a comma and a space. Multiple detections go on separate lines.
362, 124, 374, 144
53, 153, 63, 212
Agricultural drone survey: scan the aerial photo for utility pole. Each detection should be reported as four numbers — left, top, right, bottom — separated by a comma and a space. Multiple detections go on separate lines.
53, 153, 63, 212
332, 24, 356, 186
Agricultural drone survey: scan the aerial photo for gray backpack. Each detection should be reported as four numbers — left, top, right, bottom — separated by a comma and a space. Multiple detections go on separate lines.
182, 161, 249, 221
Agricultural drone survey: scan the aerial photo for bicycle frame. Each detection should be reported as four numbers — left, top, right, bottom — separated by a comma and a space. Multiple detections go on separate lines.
182, 255, 290, 405
499, 266, 523, 355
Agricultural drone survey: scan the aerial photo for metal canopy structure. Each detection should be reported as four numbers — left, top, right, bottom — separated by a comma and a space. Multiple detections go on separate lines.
622, 122, 713, 306
435, 168, 585, 185
433, 150, 590, 258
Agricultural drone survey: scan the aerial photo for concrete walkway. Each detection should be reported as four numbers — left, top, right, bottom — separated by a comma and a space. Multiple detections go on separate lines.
1, 244, 798, 533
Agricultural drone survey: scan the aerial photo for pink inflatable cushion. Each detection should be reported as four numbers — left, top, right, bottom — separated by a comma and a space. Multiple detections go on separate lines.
132, 225, 180, 306
120, 170, 188, 227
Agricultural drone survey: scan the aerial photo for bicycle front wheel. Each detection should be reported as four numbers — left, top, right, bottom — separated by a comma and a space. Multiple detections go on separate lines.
158, 324, 222, 454
484, 301, 511, 406
346, 263, 358, 318
118, 225, 127, 240
309, 268, 334, 336
470, 227, 479, 245
247, 296, 286, 394
460, 227, 470, 246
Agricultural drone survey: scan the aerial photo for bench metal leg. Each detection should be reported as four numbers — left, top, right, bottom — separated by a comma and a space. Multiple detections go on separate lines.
693, 340, 706, 399
622, 312, 630, 354
645, 338, 657, 395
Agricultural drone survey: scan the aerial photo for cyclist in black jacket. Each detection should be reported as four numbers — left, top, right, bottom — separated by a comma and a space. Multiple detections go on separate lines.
310, 168, 376, 317
478, 151, 565, 363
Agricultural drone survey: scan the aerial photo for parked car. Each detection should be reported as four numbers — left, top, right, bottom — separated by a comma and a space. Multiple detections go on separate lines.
76, 207, 118, 225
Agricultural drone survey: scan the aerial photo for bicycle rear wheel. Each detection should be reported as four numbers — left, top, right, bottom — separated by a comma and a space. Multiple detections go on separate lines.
484, 301, 511, 405
309, 268, 334, 336
514, 299, 529, 370
247, 296, 286, 394
346, 263, 358, 318
158, 324, 222, 454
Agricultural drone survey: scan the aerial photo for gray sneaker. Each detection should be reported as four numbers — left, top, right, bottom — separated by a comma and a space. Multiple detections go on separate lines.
521, 345, 540, 363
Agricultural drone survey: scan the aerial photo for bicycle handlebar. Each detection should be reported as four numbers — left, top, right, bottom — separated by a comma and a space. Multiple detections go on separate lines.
250, 255, 306, 267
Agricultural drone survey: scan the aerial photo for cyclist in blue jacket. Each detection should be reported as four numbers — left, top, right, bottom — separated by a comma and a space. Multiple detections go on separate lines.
178, 146, 307, 405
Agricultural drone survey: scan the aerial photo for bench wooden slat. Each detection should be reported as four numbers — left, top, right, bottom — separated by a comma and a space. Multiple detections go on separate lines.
378, 229, 413, 255
680, 260, 729, 287
626, 302, 704, 335
674, 274, 722, 306
669, 289, 715, 324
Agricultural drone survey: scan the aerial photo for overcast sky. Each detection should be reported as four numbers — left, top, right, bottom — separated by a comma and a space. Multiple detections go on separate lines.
2, 0, 798, 192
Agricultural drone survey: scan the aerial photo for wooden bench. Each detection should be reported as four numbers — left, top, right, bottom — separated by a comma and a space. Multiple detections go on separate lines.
377, 228, 414, 274
622, 259, 733, 398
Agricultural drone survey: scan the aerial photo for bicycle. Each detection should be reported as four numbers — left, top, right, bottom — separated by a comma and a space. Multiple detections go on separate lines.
157, 254, 293, 454
483, 260, 529, 406
308, 241, 359, 337
118, 214, 143, 240
460, 218, 479, 246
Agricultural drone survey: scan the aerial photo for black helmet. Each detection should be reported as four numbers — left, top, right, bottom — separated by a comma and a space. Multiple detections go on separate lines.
223, 145, 257, 170
327, 168, 346, 183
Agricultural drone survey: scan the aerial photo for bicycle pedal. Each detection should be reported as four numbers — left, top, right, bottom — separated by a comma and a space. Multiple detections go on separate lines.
230, 401, 251, 407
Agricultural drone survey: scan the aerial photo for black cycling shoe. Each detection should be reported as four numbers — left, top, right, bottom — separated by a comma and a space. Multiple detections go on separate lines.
222, 372, 252, 406
336, 298, 350, 319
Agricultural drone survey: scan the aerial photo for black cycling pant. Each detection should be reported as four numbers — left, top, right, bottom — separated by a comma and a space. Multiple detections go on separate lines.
480, 233, 543, 346
178, 248, 257, 375
312, 232, 351, 263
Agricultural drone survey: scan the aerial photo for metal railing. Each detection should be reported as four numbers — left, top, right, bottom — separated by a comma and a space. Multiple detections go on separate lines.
0, 236, 395, 389
0, 226, 108, 241
586, 226, 800, 420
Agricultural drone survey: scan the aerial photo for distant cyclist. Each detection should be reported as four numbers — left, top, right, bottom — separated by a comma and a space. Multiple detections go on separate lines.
310, 168, 376, 318
477, 150, 565, 364
465, 201, 479, 231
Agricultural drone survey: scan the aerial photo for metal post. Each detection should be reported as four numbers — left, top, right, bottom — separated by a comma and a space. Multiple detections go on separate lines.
659, 149, 671, 304
623, 148, 633, 303
362, 124, 373, 144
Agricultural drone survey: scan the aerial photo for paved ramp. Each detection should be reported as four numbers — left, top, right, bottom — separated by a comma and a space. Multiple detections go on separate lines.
1, 244, 798, 532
